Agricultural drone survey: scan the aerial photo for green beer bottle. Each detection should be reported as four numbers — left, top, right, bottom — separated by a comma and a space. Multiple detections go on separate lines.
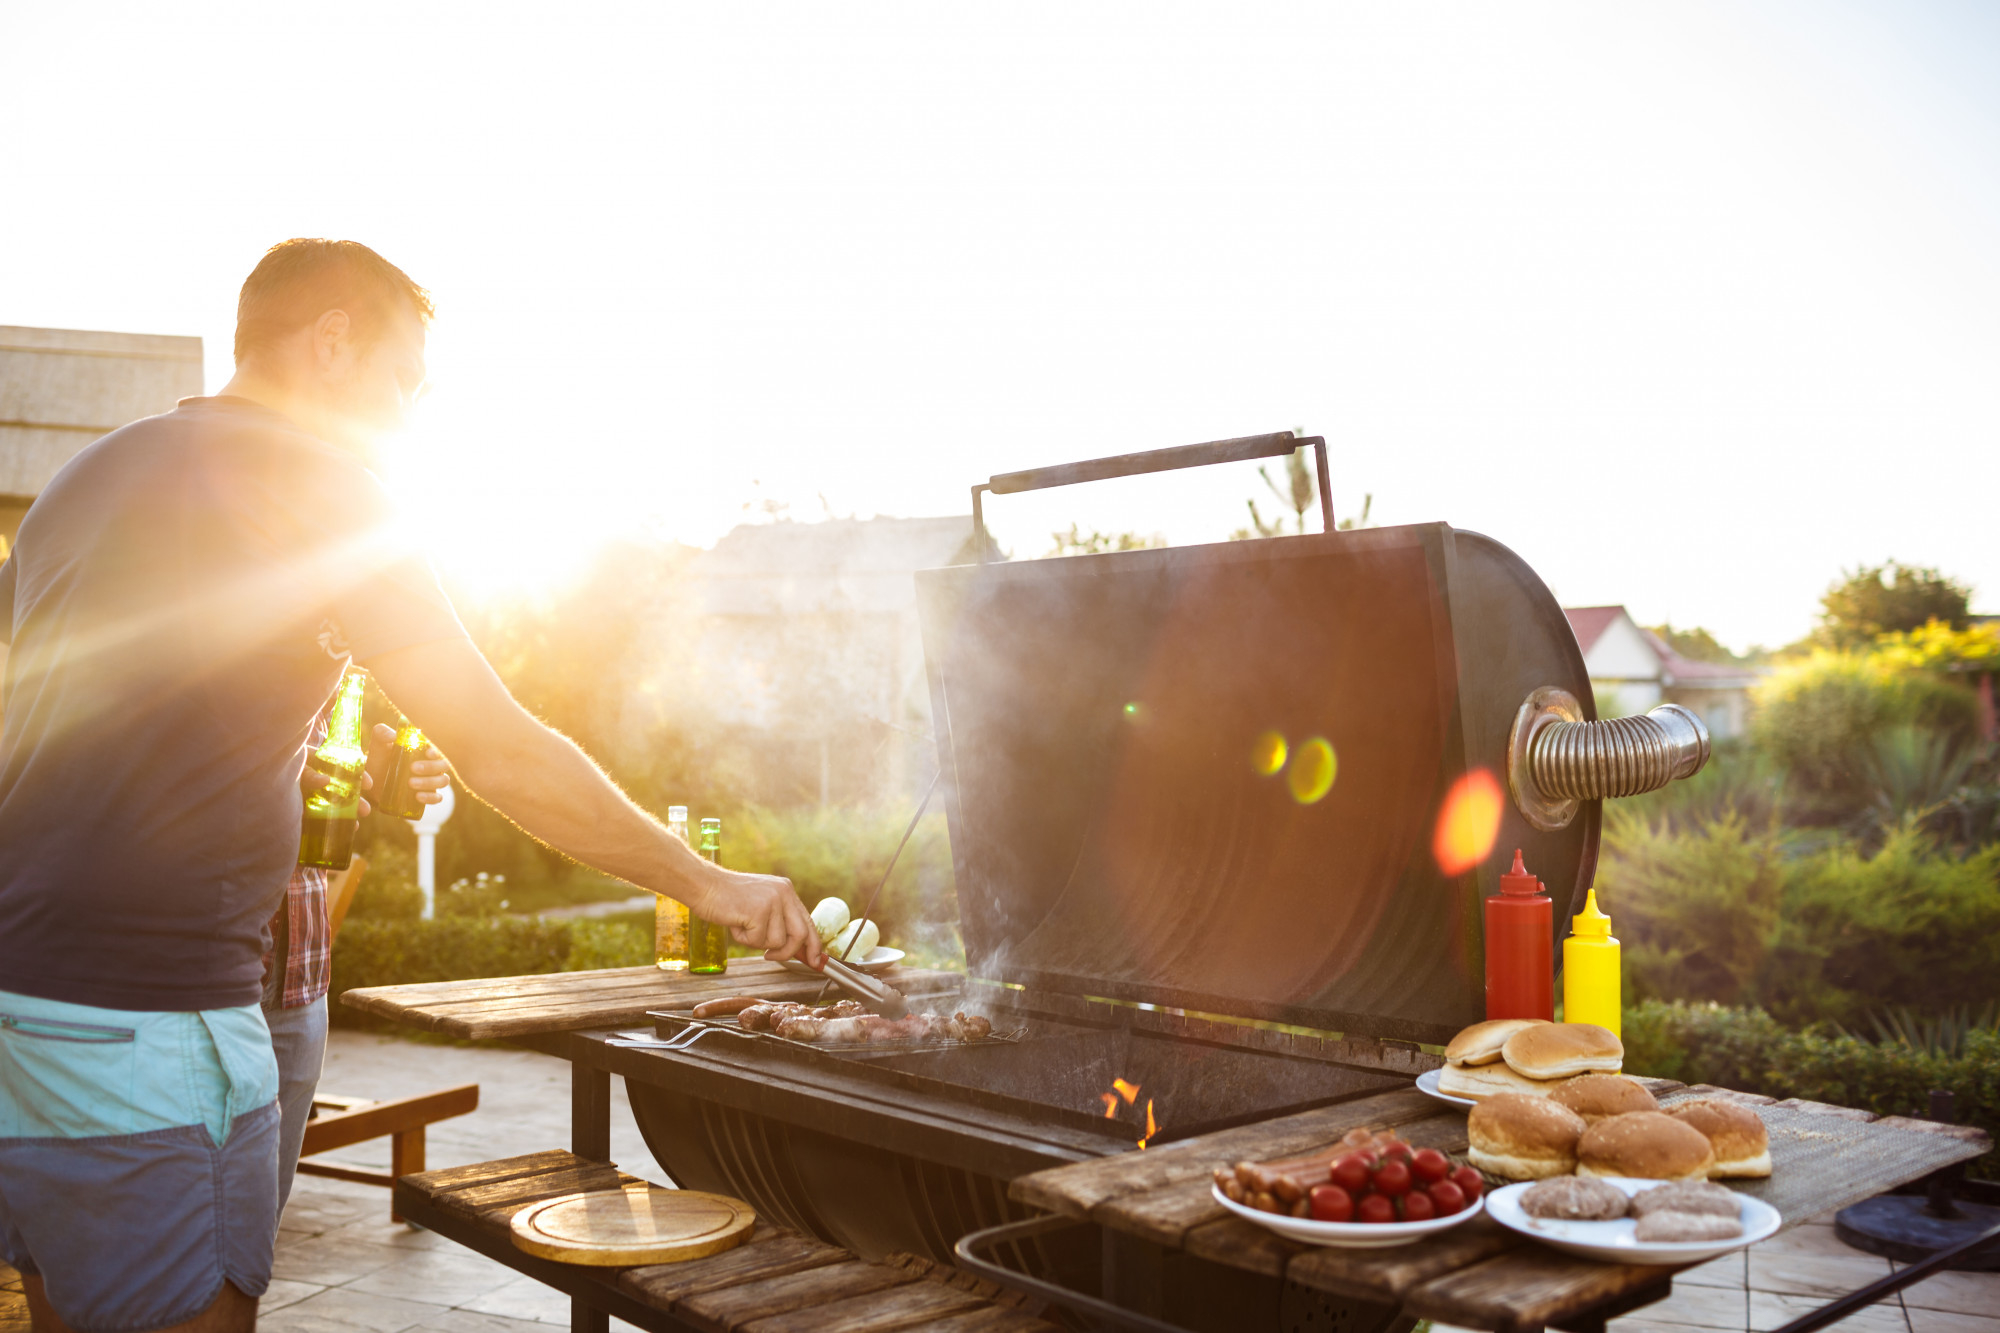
656, 805, 691, 971
689, 817, 729, 974
376, 724, 429, 821
299, 668, 369, 870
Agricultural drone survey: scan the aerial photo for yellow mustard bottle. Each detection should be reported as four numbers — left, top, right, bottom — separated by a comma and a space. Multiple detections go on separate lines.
1562, 889, 1621, 1038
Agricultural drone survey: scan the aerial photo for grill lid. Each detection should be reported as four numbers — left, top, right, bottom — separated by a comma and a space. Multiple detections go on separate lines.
916, 522, 1595, 1046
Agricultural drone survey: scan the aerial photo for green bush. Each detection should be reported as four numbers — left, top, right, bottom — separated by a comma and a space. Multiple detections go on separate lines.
1765, 830, 2000, 1026
329, 915, 650, 1029
1751, 651, 1978, 822
1600, 809, 2000, 1029
1623, 1000, 1999, 1177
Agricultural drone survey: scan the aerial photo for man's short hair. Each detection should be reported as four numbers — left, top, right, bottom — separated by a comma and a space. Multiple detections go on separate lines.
233, 239, 434, 366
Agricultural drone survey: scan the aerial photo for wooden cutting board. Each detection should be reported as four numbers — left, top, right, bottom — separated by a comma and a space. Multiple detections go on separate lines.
510, 1183, 755, 1265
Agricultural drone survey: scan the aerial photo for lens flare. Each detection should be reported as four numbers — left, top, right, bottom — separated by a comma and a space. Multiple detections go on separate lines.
1251, 730, 1288, 776
1434, 768, 1504, 875
1287, 737, 1337, 804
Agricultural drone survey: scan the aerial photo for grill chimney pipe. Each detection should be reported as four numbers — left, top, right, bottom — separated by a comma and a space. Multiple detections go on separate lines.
1507, 686, 1711, 831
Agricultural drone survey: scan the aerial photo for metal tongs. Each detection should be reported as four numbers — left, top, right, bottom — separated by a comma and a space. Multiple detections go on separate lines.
816, 953, 909, 1019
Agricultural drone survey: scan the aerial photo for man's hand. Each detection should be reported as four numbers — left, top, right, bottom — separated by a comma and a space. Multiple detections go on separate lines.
369, 723, 453, 807
690, 867, 824, 967
300, 760, 373, 818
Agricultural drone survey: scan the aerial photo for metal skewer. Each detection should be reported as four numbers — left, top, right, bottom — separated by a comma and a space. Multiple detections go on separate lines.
812, 769, 940, 1006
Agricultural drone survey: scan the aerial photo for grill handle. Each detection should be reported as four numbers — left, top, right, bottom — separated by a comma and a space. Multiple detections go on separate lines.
954, 1214, 1196, 1333
970, 431, 1333, 561
1507, 686, 1712, 832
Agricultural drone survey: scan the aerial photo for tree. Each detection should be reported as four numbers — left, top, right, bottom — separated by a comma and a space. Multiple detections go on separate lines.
1651, 624, 1740, 664
1045, 524, 1166, 557
1816, 563, 1971, 650
1258, 448, 1318, 535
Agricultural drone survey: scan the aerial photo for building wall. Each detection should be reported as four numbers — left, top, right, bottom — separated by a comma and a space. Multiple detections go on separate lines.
1583, 614, 1665, 718
0, 325, 204, 550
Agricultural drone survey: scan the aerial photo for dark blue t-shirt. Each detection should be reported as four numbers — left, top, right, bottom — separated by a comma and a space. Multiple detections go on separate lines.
0, 397, 465, 1010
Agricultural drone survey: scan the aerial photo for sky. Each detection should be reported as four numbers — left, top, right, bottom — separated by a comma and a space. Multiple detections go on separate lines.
3, 1, 1995, 650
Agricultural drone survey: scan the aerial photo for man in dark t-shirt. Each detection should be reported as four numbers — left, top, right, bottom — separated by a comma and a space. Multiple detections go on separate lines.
0, 240, 821, 1333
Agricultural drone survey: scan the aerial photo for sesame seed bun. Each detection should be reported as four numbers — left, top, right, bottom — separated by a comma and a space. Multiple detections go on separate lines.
1445, 1019, 1549, 1068
1575, 1112, 1716, 1182
1502, 1022, 1625, 1079
1438, 1060, 1567, 1102
1548, 1074, 1660, 1124
1467, 1093, 1588, 1180
1664, 1098, 1772, 1179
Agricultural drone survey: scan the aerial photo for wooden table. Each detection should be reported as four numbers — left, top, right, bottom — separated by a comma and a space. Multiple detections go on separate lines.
1008, 1082, 1991, 1333
394, 1149, 1061, 1333
344, 967, 1991, 1333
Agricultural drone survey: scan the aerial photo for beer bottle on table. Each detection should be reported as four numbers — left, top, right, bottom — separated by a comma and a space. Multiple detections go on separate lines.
689, 817, 729, 975
656, 806, 692, 971
299, 668, 369, 870
376, 723, 430, 822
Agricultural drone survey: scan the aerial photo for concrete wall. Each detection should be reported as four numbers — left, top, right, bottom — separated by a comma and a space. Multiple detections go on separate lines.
0, 325, 204, 550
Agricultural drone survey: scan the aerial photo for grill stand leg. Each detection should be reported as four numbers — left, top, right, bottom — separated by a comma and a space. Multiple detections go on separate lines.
1104, 1228, 1165, 1319
571, 1063, 613, 1333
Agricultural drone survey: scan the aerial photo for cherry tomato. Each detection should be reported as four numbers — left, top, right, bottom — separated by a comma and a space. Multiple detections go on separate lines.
1309, 1184, 1354, 1223
1410, 1148, 1450, 1184
1400, 1190, 1435, 1222
1357, 1193, 1396, 1225
1373, 1160, 1412, 1197
1379, 1140, 1414, 1164
1450, 1165, 1484, 1201
1428, 1181, 1467, 1215
1331, 1154, 1371, 1194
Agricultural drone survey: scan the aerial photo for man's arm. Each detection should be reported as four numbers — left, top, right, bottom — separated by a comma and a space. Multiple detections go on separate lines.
365, 636, 822, 965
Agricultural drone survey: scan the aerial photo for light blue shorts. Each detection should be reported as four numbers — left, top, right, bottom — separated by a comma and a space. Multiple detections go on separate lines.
0, 988, 281, 1331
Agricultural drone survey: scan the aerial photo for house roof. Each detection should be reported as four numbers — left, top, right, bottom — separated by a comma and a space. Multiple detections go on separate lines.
1564, 604, 1766, 690
1563, 606, 1625, 656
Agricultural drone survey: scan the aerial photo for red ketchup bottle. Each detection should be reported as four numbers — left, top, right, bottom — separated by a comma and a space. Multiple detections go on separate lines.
1485, 849, 1554, 1021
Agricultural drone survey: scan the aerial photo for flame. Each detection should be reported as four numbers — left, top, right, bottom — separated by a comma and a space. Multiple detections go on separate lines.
1433, 768, 1504, 875
1100, 1077, 1161, 1150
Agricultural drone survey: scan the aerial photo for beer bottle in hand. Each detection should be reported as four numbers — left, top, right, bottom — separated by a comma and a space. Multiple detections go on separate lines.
655, 806, 692, 971
299, 668, 369, 869
376, 724, 430, 821
689, 817, 729, 974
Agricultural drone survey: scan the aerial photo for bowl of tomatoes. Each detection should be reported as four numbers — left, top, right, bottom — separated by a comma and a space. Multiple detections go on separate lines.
1210, 1129, 1486, 1248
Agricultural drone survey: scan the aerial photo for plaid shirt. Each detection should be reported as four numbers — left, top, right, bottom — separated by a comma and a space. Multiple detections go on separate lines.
261, 703, 334, 1010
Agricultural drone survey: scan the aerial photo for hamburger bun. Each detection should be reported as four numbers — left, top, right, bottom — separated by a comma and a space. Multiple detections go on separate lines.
1445, 1019, 1549, 1067
1467, 1093, 1588, 1180
1549, 1074, 1660, 1124
1503, 1023, 1625, 1080
1664, 1098, 1773, 1179
1438, 1061, 1567, 1102
1576, 1112, 1716, 1182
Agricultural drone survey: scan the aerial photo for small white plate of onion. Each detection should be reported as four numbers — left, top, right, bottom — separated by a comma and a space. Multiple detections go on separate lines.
783, 898, 902, 974
782, 946, 904, 976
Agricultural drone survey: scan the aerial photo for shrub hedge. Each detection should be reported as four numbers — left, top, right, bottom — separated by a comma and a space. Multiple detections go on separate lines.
329, 916, 649, 1030
1623, 1000, 1999, 1177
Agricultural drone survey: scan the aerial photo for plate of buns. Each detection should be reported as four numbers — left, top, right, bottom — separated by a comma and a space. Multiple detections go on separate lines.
1431, 1019, 1627, 1103
1486, 1176, 1781, 1264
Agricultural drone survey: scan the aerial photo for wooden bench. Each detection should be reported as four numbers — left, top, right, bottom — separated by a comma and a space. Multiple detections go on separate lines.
394, 1150, 1062, 1333
297, 1083, 479, 1221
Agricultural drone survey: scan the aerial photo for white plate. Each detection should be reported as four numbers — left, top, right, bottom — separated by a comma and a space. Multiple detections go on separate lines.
1211, 1182, 1485, 1248
1486, 1178, 1781, 1265
781, 946, 905, 977
1416, 1068, 1476, 1109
